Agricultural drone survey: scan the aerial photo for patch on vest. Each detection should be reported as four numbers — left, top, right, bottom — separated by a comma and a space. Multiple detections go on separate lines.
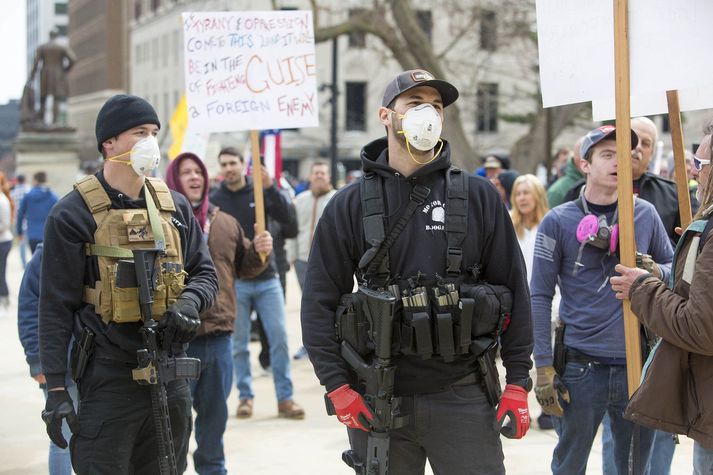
123, 210, 154, 242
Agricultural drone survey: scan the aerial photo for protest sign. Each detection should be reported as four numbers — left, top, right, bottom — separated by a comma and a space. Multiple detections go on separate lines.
536, 0, 713, 108
182, 10, 319, 133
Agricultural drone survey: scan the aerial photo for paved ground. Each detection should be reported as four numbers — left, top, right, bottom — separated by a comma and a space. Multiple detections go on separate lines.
0, 245, 695, 474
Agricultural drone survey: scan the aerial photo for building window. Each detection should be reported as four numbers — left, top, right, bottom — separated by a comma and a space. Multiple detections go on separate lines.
476, 83, 499, 133
480, 10, 497, 51
54, 2, 68, 15
345, 81, 367, 131
134, 0, 142, 20
162, 34, 168, 67
56, 24, 67, 36
661, 115, 671, 133
416, 10, 433, 43
348, 9, 366, 48
152, 38, 159, 67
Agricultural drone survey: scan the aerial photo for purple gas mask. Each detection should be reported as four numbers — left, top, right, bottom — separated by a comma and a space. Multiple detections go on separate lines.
573, 188, 618, 274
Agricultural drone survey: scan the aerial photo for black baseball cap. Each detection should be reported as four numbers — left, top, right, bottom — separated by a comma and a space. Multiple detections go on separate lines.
580, 125, 639, 159
382, 69, 459, 108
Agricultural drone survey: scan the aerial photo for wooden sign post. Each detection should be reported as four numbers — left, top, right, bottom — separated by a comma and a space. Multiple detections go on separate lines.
666, 90, 694, 229
250, 129, 267, 262
613, 0, 642, 397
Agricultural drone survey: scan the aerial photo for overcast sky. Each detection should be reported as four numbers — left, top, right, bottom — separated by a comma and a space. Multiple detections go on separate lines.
0, 0, 27, 104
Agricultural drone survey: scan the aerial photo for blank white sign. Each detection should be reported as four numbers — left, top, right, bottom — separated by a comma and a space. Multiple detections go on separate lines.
536, 0, 713, 108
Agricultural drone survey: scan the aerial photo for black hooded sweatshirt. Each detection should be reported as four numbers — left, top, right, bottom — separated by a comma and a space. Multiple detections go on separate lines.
301, 138, 533, 395
39, 171, 218, 389
210, 177, 294, 280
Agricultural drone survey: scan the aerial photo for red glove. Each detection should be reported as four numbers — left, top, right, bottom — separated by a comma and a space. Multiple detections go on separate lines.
496, 384, 530, 439
327, 384, 374, 432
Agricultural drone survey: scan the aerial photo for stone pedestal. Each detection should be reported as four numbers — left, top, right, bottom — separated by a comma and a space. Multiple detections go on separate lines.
13, 130, 81, 197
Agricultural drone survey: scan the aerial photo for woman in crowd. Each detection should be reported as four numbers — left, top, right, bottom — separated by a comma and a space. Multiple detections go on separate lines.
0, 172, 14, 310
510, 174, 556, 431
510, 174, 548, 283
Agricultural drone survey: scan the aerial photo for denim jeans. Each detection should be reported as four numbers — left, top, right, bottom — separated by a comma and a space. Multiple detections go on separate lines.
233, 277, 293, 402
347, 383, 504, 474
552, 361, 655, 475
694, 441, 713, 475
42, 382, 78, 475
18, 234, 28, 268
294, 259, 307, 290
188, 333, 233, 475
602, 415, 675, 475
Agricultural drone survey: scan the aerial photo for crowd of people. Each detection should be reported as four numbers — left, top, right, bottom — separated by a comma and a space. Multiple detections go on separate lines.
8, 69, 713, 475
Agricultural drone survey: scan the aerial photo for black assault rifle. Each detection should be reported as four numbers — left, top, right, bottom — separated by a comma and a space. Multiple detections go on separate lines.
126, 249, 200, 475
327, 286, 408, 475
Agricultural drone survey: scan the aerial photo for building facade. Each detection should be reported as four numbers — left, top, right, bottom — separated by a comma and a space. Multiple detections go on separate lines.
66, 0, 131, 164
124, 0, 713, 180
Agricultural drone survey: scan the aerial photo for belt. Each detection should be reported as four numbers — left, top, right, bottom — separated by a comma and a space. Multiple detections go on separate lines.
452, 371, 482, 386
566, 348, 626, 366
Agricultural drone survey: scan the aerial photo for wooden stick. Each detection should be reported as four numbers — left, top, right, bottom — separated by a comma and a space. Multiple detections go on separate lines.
614, 0, 642, 397
250, 129, 267, 263
666, 90, 693, 229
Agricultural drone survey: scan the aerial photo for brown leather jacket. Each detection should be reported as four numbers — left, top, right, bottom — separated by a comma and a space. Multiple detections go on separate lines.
198, 206, 267, 336
625, 229, 713, 450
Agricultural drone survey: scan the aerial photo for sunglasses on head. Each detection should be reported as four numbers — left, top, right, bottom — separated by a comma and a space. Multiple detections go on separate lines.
694, 155, 710, 171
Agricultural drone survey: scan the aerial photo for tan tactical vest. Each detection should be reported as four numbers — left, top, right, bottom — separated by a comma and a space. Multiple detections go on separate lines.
75, 175, 187, 324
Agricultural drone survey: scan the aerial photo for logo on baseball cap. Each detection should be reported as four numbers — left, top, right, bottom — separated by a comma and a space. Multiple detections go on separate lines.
382, 69, 459, 108
580, 125, 639, 159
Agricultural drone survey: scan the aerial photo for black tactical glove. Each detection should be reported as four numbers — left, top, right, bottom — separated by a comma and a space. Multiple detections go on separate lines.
41, 389, 79, 449
159, 297, 201, 350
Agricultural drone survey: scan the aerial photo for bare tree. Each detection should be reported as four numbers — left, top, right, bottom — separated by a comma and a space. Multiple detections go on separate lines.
304, 0, 586, 173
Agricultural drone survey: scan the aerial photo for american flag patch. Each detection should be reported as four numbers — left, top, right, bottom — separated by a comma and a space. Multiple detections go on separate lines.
534, 233, 556, 262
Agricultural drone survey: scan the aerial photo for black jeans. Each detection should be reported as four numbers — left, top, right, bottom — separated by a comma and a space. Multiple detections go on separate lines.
347, 383, 504, 475
0, 240, 11, 297
70, 358, 192, 474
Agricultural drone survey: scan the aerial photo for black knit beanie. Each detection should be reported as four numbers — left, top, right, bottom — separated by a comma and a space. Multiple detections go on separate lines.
95, 94, 161, 152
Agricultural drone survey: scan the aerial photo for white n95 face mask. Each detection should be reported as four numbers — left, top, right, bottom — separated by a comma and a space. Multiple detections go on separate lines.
106, 135, 161, 176
399, 104, 443, 151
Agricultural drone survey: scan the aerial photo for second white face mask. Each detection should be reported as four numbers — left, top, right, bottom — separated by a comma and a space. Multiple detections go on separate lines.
400, 104, 443, 151
130, 136, 161, 176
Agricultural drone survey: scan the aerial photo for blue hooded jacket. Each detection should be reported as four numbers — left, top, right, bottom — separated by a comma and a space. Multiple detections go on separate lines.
17, 243, 43, 377
16, 186, 58, 241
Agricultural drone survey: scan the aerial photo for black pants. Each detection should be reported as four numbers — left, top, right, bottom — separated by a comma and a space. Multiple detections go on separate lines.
0, 240, 11, 297
70, 358, 192, 474
347, 383, 504, 475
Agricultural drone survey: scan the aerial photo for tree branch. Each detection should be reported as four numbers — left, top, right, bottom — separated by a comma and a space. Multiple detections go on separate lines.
436, 11, 480, 61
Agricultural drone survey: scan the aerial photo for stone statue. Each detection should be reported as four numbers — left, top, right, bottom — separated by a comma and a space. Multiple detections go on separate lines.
29, 29, 76, 127
20, 80, 41, 130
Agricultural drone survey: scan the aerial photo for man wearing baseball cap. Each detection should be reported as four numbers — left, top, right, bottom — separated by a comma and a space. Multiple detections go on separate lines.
530, 125, 673, 474
39, 94, 217, 473
302, 69, 533, 473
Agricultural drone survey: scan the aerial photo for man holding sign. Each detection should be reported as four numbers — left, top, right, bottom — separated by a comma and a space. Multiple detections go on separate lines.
302, 69, 533, 474
210, 147, 304, 420
531, 125, 673, 474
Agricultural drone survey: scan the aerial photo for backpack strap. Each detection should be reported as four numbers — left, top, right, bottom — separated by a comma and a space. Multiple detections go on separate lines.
445, 167, 468, 276
359, 172, 389, 279
698, 217, 713, 254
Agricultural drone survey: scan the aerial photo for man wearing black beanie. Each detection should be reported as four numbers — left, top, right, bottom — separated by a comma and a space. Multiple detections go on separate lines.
38, 94, 218, 473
